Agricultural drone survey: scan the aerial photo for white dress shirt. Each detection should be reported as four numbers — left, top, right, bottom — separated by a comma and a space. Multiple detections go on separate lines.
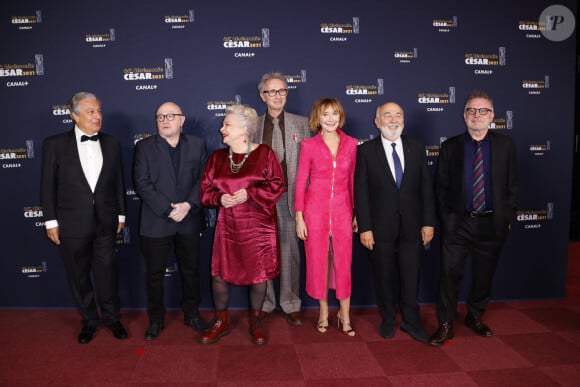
381, 135, 405, 182
75, 126, 104, 193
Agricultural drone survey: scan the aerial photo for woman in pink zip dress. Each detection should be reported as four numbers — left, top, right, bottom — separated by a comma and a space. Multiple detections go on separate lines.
295, 98, 358, 336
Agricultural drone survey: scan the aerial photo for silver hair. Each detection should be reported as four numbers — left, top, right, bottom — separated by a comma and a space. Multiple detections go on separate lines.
375, 102, 404, 117
69, 92, 99, 115
257, 71, 288, 93
225, 104, 258, 140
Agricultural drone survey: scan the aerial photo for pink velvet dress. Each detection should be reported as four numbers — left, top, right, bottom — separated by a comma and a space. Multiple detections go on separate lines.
200, 144, 284, 285
294, 129, 357, 300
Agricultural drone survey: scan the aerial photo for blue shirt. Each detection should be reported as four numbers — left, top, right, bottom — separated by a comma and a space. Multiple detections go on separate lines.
464, 132, 492, 212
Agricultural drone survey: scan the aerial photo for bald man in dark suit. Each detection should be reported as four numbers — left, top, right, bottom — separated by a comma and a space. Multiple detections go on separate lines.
133, 101, 209, 340
355, 102, 436, 343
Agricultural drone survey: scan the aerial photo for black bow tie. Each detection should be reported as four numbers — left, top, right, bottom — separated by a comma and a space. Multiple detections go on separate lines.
81, 134, 100, 142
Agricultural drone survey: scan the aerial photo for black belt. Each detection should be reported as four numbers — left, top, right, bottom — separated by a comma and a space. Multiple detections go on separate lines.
465, 210, 493, 218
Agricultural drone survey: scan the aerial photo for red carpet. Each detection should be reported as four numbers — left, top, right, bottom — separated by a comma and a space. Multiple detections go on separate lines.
1, 243, 579, 386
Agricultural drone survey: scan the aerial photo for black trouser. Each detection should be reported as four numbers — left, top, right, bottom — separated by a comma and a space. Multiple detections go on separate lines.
437, 214, 505, 323
369, 223, 423, 329
141, 233, 201, 323
59, 234, 120, 327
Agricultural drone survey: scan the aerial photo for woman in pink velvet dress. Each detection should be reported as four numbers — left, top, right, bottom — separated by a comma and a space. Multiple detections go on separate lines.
199, 104, 284, 345
295, 98, 358, 336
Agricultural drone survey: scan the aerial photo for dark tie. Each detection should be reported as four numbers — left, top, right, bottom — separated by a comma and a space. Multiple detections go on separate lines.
271, 118, 284, 162
473, 141, 486, 212
81, 134, 100, 142
391, 143, 403, 189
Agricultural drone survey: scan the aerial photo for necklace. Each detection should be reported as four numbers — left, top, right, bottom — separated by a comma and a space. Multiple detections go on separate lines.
229, 142, 251, 173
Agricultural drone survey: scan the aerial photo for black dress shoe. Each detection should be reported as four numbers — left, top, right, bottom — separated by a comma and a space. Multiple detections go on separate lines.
465, 315, 493, 337
78, 325, 96, 344
379, 323, 395, 339
400, 322, 429, 343
429, 322, 454, 346
108, 321, 128, 340
144, 322, 164, 341
184, 316, 209, 333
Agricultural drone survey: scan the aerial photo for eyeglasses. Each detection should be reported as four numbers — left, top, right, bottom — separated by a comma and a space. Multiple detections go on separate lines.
156, 113, 184, 122
262, 88, 288, 97
465, 108, 493, 115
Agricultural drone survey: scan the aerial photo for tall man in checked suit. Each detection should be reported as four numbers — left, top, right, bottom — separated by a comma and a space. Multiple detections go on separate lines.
255, 72, 310, 325
133, 101, 208, 340
429, 90, 518, 346
355, 102, 436, 343
41, 91, 128, 344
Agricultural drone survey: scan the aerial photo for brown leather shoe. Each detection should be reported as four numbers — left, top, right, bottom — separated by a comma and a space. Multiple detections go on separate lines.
465, 315, 493, 337
285, 311, 303, 326
249, 310, 267, 345
429, 322, 454, 346
200, 311, 229, 344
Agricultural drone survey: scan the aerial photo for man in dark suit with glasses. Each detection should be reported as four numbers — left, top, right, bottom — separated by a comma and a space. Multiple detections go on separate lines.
133, 101, 208, 340
429, 90, 518, 346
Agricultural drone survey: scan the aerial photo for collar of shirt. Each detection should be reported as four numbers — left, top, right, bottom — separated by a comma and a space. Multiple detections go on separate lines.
380, 135, 405, 173
266, 111, 285, 126
74, 126, 99, 143
381, 135, 403, 150
465, 131, 489, 148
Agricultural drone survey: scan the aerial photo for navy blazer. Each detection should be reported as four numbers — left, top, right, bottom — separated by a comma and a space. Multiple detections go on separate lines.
355, 135, 436, 243
435, 130, 518, 236
133, 133, 207, 238
40, 129, 126, 238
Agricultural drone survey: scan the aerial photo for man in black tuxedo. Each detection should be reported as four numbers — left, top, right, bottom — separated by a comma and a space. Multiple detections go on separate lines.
429, 90, 518, 346
133, 102, 208, 340
41, 91, 128, 344
355, 102, 436, 343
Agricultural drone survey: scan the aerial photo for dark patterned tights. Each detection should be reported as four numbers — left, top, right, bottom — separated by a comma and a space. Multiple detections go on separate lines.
212, 276, 267, 311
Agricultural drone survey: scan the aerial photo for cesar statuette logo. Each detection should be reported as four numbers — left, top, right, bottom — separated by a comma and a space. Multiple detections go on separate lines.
285, 70, 307, 89
122, 58, 173, 91
11, 10, 42, 30
1, 54, 44, 88
320, 17, 359, 42
346, 78, 383, 104
84, 28, 116, 48
164, 9, 194, 29
417, 87, 455, 112
222, 28, 269, 58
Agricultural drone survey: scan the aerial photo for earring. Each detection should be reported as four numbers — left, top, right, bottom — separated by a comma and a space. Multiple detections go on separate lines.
243, 135, 247, 143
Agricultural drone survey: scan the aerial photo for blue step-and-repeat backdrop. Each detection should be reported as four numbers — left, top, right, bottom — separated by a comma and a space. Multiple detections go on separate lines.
0, 0, 576, 310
